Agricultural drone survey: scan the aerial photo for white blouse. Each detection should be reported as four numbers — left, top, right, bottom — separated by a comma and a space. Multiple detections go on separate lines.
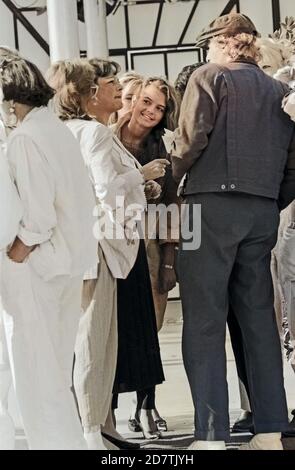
6, 107, 98, 280
0, 146, 22, 251
66, 119, 146, 279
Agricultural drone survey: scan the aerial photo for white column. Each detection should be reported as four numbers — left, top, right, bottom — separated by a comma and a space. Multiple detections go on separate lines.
83, 0, 109, 59
47, 0, 80, 62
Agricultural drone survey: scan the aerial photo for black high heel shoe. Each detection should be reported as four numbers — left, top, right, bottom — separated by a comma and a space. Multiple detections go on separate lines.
154, 418, 168, 432
138, 411, 162, 440
128, 418, 142, 433
139, 424, 161, 440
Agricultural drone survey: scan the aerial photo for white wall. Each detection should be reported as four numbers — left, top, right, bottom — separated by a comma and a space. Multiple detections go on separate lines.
1, 1, 295, 79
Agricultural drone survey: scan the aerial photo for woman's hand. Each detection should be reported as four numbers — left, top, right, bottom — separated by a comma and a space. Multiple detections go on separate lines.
7, 237, 36, 263
142, 159, 170, 181
145, 180, 162, 200
158, 243, 177, 293
159, 265, 177, 294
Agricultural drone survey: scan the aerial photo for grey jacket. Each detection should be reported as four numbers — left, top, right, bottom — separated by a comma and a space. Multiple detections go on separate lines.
172, 61, 295, 209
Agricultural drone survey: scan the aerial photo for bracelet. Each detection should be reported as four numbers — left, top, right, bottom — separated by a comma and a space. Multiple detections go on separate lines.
161, 264, 174, 270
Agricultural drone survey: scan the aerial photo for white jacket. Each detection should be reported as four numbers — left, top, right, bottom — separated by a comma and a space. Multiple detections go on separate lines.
0, 146, 22, 250
6, 107, 98, 280
66, 119, 146, 279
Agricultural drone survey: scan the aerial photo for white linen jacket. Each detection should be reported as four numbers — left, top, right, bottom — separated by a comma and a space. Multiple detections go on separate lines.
66, 119, 146, 279
6, 107, 98, 280
0, 146, 22, 250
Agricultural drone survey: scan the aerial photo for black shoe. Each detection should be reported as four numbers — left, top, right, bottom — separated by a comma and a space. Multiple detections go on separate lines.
232, 411, 254, 434
282, 410, 295, 438
155, 418, 168, 432
101, 432, 141, 450
128, 418, 142, 433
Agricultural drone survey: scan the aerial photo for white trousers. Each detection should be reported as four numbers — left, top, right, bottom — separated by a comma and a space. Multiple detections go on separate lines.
0, 306, 15, 449
0, 254, 87, 450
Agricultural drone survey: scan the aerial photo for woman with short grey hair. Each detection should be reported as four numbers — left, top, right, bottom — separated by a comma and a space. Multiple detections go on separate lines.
0, 56, 97, 450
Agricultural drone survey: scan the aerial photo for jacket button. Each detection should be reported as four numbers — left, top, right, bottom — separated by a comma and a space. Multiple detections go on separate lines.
230, 184, 236, 189
221, 184, 226, 190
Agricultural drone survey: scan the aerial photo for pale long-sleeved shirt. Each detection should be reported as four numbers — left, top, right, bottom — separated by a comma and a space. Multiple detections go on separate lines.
0, 146, 22, 250
66, 119, 146, 279
66, 119, 144, 210
6, 107, 98, 280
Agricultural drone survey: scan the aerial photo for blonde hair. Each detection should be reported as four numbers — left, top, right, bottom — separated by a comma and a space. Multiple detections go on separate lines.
257, 38, 287, 75
109, 72, 144, 125
210, 33, 262, 63
121, 73, 144, 101
46, 59, 95, 120
142, 76, 179, 130
120, 71, 144, 87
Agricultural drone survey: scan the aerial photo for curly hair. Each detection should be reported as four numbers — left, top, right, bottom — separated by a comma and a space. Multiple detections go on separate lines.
0, 57, 54, 107
174, 63, 205, 99
142, 76, 179, 131
209, 33, 262, 63
88, 58, 120, 80
46, 59, 96, 121
0, 46, 20, 59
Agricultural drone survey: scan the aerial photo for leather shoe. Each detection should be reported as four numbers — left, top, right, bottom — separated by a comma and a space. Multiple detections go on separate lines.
282, 410, 295, 438
128, 418, 141, 433
155, 418, 168, 432
232, 411, 254, 434
101, 432, 141, 450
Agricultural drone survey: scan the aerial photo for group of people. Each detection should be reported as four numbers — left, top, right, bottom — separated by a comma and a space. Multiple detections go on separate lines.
0, 45, 180, 450
1, 11, 295, 451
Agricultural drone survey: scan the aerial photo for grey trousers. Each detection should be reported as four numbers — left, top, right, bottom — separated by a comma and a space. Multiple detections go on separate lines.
179, 193, 288, 441
73, 246, 117, 432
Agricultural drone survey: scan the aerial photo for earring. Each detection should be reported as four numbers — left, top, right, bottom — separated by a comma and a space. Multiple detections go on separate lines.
6, 102, 17, 128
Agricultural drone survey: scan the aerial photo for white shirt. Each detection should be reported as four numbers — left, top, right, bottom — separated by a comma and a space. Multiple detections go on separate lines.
0, 146, 22, 250
66, 119, 146, 279
6, 107, 98, 280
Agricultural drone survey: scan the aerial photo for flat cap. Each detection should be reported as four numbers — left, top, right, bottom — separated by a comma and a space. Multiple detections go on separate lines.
195, 13, 259, 48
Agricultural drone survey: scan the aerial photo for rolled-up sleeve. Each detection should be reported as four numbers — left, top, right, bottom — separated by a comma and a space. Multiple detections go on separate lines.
0, 149, 22, 250
88, 127, 143, 210
172, 66, 222, 183
7, 134, 56, 246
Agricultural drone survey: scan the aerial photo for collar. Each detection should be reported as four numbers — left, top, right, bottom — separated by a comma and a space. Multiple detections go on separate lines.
22, 106, 46, 124
229, 58, 259, 67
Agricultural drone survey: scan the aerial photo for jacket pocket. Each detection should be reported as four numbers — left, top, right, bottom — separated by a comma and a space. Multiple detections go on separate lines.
28, 229, 72, 281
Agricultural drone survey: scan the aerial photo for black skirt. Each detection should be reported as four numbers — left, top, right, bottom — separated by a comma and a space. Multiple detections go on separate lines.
113, 240, 165, 394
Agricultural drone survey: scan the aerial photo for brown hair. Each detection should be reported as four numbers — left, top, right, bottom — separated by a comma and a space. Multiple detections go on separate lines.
142, 76, 179, 131
0, 57, 54, 107
46, 59, 96, 120
89, 58, 120, 80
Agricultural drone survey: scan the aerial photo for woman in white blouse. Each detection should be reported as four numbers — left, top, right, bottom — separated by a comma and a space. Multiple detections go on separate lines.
0, 56, 97, 450
0, 146, 22, 251
48, 58, 166, 450
0, 144, 22, 450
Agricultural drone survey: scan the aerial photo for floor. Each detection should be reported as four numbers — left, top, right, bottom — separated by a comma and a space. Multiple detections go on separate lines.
10, 295, 295, 450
